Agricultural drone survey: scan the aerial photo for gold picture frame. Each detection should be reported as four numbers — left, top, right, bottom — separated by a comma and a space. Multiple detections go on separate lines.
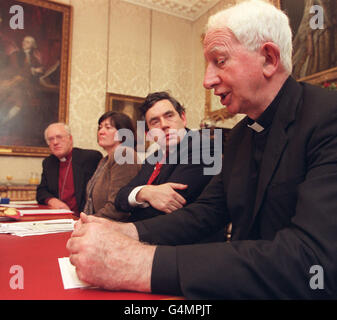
106, 92, 150, 152
0, 0, 72, 157
105, 93, 145, 128
204, 89, 235, 122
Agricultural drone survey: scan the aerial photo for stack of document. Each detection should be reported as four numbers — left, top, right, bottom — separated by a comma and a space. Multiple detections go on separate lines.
0, 219, 75, 237
1, 205, 73, 216
18, 209, 73, 215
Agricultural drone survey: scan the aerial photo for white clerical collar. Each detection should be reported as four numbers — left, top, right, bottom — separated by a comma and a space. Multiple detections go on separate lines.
247, 121, 264, 133
59, 151, 73, 162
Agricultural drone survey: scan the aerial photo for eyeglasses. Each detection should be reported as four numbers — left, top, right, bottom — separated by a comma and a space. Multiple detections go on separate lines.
46, 134, 69, 144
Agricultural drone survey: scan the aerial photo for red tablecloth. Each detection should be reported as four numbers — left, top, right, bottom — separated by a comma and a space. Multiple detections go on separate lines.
0, 212, 178, 300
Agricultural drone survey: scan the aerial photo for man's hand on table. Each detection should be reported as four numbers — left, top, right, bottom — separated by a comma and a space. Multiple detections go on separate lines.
66, 213, 155, 292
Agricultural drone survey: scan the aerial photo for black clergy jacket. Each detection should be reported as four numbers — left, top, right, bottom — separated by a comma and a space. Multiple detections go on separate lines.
135, 77, 337, 299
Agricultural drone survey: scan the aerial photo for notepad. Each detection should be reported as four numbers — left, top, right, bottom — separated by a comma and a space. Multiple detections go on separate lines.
18, 209, 73, 215
0, 219, 75, 236
58, 257, 91, 289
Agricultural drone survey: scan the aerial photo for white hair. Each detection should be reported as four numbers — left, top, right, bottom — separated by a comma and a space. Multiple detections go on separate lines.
23, 35, 37, 49
44, 122, 71, 142
206, 0, 293, 74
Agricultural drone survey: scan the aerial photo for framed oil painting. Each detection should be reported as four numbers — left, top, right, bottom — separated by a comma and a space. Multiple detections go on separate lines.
0, 0, 72, 157
271, 0, 337, 85
105, 92, 153, 155
105, 92, 145, 128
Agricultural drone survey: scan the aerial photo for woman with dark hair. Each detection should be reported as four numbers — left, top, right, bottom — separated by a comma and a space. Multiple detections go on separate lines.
83, 111, 141, 220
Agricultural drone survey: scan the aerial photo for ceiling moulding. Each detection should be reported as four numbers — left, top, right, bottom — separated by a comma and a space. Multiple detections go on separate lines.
121, 0, 222, 21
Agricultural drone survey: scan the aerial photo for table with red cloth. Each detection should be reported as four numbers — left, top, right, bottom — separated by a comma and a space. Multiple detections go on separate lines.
0, 205, 180, 300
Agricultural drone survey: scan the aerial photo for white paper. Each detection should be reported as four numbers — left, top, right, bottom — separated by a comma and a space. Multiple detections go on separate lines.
18, 209, 73, 215
58, 257, 91, 289
0, 204, 39, 208
11, 200, 38, 204
0, 219, 75, 236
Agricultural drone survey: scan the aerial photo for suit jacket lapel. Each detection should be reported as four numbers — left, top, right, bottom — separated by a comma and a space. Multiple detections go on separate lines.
252, 78, 303, 220
71, 149, 82, 207
49, 156, 60, 195
252, 118, 288, 220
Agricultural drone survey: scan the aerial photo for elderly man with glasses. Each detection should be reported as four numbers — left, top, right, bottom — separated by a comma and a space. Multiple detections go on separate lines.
36, 122, 102, 215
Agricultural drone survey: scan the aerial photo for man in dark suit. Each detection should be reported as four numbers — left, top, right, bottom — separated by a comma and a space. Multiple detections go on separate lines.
67, 0, 337, 298
36, 122, 102, 215
115, 91, 218, 222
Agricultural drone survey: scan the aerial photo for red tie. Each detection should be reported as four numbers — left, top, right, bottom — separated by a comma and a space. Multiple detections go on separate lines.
147, 162, 164, 185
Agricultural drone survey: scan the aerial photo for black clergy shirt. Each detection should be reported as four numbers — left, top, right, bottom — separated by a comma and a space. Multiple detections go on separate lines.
135, 78, 290, 296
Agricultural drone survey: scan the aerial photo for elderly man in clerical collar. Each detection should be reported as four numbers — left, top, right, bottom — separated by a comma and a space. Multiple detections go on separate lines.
36, 122, 102, 215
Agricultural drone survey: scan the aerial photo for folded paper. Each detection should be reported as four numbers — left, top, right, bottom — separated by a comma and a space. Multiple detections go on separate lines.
58, 257, 91, 289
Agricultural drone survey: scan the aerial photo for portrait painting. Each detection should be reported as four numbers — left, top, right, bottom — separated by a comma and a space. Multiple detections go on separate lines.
0, 0, 71, 156
272, 0, 337, 83
105, 92, 153, 154
105, 93, 145, 129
